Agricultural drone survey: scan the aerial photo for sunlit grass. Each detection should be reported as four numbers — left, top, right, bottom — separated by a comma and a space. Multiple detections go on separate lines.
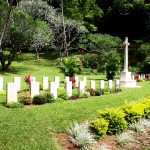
0, 52, 150, 150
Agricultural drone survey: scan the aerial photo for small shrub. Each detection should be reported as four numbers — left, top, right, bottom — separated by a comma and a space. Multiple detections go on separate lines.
58, 86, 67, 100
95, 89, 104, 96
40, 83, 43, 90
92, 143, 111, 150
19, 91, 32, 105
98, 109, 127, 135
5, 102, 23, 109
0, 90, 6, 96
139, 119, 150, 128
33, 93, 54, 105
117, 130, 134, 144
129, 122, 145, 133
122, 102, 145, 124
67, 121, 95, 149
80, 91, 91, 98
87, 88, 96, 96
90, 118, 109, 138
142, 98, 150, 119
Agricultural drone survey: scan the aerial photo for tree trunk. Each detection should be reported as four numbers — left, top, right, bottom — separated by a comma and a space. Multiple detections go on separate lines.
61, 0, 68, 57
0, 0, 13, 70
35, 48, 40, 60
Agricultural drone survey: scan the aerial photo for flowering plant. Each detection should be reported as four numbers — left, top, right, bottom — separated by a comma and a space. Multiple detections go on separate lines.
70, 76, 76, 84
24, 74, 32, 84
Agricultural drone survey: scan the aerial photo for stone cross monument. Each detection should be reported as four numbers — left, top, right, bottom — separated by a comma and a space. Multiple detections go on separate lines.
123, 37, 130, 72
120, 37, 136, 87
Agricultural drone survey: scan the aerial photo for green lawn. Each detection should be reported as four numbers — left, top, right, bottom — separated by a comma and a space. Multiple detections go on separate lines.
0, 53, 150, 150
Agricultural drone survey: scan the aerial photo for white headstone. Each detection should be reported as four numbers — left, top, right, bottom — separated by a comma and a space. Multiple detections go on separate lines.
55, 76, 60, 88
42, 77, 49, 90
30, 82, 40, 98
138, 75, 141, 81
108, 80, 113, 89
66, 81, 72, 97
75, 76, 79, 87
0, 77, 3, 90
83, 76, 87, 86
90, 80, 96, 90
79, 81, 85, 94
132, 74, 135, 80
100, 80, 104, 89
65, 76, 70, 83
7, 82, 17, 104
115, 80, 120, 88
13, 77, 21, 92
50, 82, 57, 99
31, 76, 36, 82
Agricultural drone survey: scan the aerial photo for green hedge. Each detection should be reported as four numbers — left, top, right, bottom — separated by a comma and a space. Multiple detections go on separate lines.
91, 97, 150, 137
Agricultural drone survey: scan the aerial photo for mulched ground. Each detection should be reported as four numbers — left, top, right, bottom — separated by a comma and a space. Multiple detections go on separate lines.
57, 128, 150, 150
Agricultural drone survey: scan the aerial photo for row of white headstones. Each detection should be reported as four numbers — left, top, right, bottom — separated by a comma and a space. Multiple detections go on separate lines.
0, 76, 120, 104
0, 74, 147, 104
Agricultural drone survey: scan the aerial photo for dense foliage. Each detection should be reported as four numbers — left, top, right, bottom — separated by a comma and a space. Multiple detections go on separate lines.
0, 0, 149, 73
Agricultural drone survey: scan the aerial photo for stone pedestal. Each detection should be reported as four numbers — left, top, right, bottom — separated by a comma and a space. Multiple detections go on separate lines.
120, 71, 136, 87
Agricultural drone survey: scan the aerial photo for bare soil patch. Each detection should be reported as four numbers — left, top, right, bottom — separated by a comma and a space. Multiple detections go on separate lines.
57, 128, 150, 150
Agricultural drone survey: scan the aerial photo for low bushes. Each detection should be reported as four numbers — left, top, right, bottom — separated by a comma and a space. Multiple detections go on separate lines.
98, 109, 127, 135
90, 97, 150, 137
90, 118, 109, 137
19, 91, 32, 105
32, 93, 54, 105
18, 91, 54, 105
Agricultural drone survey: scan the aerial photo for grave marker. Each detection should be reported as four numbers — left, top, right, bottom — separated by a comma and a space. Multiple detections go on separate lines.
30, 82, 40, 98
50, 82, 57, 99
79, 81, 85, 94
42, 77, 49, 90
75, 76, 79, 87
65, 76, 70, 83
90, 80, 96, 90
100, 80, 104, 89
7, 82, 17, 104
108, 80, 113, 89
83, 76, 87, 86
13, 77, 21, 92
55, 76, 60, 88
66, 81, 72, 97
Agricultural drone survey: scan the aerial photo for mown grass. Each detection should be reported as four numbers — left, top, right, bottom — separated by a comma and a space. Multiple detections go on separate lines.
0, 52, 150, 150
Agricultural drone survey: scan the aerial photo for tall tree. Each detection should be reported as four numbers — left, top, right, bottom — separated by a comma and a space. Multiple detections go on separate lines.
32, 20, 53, 59
0, 0, 21, 70
1, 8, 35, 70
63, 0, 103, 32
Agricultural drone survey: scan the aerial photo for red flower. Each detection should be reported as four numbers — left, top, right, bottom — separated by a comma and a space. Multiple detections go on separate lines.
70, 77, 76, 84
24, 74, 32, 84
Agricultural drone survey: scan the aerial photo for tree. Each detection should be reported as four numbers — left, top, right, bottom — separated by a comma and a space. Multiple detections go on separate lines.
78, 33, 121, 52
0, 0, 18, 70
1, 8, 35, 70
98, 50, 121, 80
20, 0, 87, 58
32, 20, 53, 59
63, 0, 103, 32
96, 0, 149, 40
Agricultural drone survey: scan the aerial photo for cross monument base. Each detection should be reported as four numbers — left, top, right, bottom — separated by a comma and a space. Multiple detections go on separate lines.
120, 71, 136, 88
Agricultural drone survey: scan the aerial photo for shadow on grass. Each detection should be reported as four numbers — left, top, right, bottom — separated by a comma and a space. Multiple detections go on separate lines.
0, 66, 32, 75
88, 77, 107, 81
0, 102, 6, 107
